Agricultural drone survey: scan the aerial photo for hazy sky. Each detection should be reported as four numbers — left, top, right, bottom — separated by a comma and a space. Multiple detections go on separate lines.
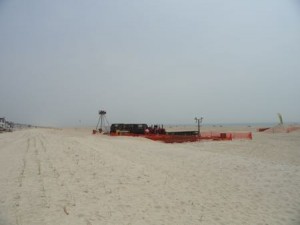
1, 0, 300, 127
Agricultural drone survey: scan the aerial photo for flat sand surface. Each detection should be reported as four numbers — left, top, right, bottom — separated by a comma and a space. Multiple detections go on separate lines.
0, 127, 300, 225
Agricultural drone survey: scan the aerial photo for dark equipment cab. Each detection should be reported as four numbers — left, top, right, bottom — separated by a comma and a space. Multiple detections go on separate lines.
110, 123, 148, 134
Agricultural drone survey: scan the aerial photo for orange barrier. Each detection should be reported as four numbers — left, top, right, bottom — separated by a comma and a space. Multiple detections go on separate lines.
286, 127, 300, 133
231, 132, 252, 140
146, 134, 199, 143
200, 132, 231, 139
200, 132, 252, 140
107, 131, 252, 143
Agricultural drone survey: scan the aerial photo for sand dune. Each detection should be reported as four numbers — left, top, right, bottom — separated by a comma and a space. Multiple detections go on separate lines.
0, 128, 300, 225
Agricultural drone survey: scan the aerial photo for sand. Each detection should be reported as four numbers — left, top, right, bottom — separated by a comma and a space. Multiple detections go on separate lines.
0, 127, 300, 225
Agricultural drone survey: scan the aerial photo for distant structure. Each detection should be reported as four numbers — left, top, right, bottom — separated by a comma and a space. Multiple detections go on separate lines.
0, 117, 14, 132
194, 117, 203, 136
0, 118, 5, 131
95, 110, 109, 133
277, 113, 283, 125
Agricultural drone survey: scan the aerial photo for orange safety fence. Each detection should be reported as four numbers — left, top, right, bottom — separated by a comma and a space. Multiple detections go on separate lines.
286, 127, 300, 133
230, 132, 252, 140
107, 131, 252, 143
201, 132, 252, 140
200, 132, 252, 140
146, 135, 199, 143
200, 132, 232, 139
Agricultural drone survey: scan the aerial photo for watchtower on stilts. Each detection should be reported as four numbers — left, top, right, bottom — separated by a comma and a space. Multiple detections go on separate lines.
95, 110, 109, 133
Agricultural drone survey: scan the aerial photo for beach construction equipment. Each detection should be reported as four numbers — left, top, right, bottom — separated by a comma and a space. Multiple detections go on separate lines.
108, 123, 252, 143
92, 112, 252, 142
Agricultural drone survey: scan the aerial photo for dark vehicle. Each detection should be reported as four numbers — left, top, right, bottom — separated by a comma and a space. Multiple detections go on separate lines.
110, 123, 125, 133
110, 123, 148, 134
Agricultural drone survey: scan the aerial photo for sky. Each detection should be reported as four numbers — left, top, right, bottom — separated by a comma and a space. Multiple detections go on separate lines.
0, 0, 300, 127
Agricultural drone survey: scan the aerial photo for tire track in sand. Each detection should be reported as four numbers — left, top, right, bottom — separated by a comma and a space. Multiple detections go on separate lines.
14, 135, 49, 225
37, 134, 76, 210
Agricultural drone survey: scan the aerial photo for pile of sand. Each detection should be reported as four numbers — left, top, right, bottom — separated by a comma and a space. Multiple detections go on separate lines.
264, 124, 300, 133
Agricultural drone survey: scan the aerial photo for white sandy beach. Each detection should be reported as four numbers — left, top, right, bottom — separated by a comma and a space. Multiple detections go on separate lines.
0, 127, 300, 225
